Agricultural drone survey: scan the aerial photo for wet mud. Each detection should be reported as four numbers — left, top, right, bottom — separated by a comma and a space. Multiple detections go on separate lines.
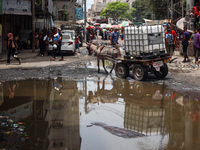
0, 57, 199, 100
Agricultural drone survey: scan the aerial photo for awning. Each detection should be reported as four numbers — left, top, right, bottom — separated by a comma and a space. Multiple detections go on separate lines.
176, 17, 193, 33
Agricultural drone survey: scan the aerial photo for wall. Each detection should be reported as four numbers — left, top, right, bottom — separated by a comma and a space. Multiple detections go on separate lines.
54, 1, 76, 22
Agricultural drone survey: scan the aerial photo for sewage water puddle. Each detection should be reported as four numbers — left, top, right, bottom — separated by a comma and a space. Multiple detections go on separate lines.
0, 76, 200, 150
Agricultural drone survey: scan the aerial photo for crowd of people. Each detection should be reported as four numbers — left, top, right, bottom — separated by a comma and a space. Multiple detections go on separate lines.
164, 3, 200, 65
85, 26, 124, 43
5, 12, 200, 66
5, 26, 85, 64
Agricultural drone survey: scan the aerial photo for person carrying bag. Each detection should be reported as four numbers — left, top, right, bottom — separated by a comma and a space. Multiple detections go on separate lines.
6, 33, 21, 65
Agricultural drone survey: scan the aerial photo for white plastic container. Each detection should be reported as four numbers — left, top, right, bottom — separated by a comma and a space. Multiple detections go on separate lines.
124, 25, 165, 57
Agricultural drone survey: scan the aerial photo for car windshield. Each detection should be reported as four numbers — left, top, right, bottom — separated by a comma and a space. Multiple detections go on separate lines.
62, 31, 74, 37
62, 34, 71, 39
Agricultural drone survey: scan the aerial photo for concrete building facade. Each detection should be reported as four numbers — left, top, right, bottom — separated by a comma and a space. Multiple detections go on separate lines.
53, 0, 76, 22
88, 0, 114, 23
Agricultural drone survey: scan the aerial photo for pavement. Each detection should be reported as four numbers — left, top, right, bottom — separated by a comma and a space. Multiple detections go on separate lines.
0, 43, 91, 69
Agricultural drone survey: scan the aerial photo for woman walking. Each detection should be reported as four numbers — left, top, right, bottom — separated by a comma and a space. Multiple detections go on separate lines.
6, 33, 21, 65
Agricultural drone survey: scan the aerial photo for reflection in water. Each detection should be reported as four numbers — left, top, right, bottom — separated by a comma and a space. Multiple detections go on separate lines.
0, 77, 200, 150
0, 78, 80, 150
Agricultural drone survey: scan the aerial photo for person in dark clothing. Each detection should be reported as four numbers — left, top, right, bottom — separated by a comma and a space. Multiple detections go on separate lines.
182, 26, 191, 62
5, 33, 21, 65
28, 32, 33, 49
39, 30, 46, 56
51, 27, 63, 61
86, 29, 90, 43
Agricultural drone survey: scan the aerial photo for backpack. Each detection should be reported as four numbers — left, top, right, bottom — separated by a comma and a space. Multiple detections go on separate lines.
167, 33, 174, 46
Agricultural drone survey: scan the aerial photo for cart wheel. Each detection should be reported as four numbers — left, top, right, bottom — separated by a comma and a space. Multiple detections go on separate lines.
154, 63, 168, 79
115, 63, 129, 78
132, 64, 148, 81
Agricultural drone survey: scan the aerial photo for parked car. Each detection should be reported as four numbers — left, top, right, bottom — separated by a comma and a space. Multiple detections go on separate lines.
61, 33, 75, 54
61, 30, 75, 39
48, 33, 75, 55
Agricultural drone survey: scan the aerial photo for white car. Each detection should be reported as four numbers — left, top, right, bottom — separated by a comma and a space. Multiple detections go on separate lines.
61, 33, 75, 54
48, 33, 75, 55
61, 30, 75, 39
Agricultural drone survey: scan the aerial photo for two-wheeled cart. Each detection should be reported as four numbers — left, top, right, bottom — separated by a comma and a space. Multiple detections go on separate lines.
115, 25, 170, 81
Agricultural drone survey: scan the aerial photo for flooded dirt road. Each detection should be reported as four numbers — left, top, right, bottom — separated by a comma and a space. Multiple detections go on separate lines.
0, 76, 200, 150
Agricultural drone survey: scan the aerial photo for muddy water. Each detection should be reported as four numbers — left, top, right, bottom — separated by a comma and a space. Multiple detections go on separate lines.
0, 77, 200, 150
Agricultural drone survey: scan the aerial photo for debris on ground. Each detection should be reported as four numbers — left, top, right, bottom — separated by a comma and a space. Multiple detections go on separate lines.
88, 122, 146, 138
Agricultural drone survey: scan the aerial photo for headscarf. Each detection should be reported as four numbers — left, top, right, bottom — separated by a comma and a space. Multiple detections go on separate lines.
8, 33, 14, 47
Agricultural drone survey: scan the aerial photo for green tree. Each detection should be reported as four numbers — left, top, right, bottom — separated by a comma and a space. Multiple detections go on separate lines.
100, 1, 130, 23
131, 0, 168, 23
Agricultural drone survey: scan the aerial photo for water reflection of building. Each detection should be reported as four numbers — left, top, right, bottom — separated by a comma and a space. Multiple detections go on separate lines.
0, 79, 51, 149
46, 78, 81, 150
0, 78, 81, 150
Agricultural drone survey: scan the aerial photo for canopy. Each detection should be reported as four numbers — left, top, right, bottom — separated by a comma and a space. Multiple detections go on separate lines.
87, 26, 94, 29
101, 24, 111, 29
120, 21, 131, 27
94, 23, 100, 26
111, 25, 117, 28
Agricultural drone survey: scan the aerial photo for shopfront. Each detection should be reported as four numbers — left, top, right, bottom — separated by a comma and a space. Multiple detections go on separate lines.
1, 0, 32, 53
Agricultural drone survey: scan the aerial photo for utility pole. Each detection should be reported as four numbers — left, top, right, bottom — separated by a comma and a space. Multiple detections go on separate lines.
171, 0, 173, 22
32, 0, 35, 53
84, 0, 86, 41
182, 0, 184, 18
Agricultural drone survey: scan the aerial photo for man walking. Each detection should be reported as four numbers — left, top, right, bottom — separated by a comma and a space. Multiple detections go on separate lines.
165, 29, 174, 60
110, 28, 120, 57
194, 28, 200, 64
165, 25, 177, 51
51, 27, 64, 61
182, 26, 191, 62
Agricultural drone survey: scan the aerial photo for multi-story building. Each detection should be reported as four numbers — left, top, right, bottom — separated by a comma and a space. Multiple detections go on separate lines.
88, 0, 114, 23
121, 0, 136, 8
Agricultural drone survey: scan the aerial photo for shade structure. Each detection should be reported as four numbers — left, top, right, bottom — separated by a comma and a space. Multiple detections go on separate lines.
117, 24, 121, 28
102, 24, 111, 29
94, 23, 100, 26
111, 25, 117, 28
100, 24, 107, 28
87, 26, 94, 29
120, 21, 130, 27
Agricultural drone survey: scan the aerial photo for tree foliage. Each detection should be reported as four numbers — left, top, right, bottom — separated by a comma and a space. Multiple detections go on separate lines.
100, 1, 130, 22
130, 0, 168, 23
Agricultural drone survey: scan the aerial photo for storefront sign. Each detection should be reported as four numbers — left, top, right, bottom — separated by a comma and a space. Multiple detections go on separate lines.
75, 8, 83, 20
3, 0, 31, 15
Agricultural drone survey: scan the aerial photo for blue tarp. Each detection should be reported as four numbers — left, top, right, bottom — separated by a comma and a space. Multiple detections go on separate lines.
50, 15, 54, 27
